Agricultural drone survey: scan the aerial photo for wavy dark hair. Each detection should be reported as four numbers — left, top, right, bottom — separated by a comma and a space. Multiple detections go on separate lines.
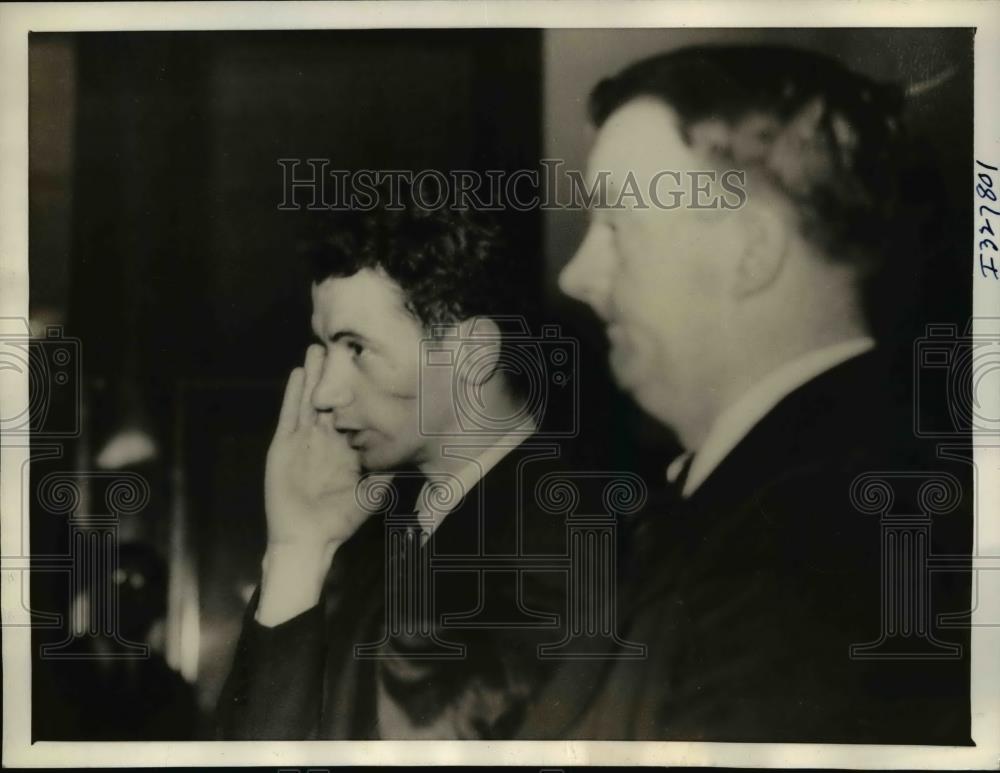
590, 44, 908, 271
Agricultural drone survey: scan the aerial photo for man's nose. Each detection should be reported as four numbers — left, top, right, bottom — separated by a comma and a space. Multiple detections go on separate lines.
311, 351, 354, 412
558, 232, 611, 319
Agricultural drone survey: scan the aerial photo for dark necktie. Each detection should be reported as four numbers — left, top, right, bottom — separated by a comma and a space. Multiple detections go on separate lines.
379, 469, 439, 711
390, 467, 428, 516
629, 452, 694, 556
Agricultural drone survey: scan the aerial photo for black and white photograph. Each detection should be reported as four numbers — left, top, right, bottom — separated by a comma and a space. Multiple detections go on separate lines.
2, 2, 999, 769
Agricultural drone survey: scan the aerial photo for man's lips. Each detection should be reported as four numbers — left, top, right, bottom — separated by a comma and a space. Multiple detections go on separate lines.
336, 427, 368, 448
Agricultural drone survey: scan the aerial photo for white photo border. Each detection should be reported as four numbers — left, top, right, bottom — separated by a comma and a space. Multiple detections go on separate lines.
2, 1, 998, 768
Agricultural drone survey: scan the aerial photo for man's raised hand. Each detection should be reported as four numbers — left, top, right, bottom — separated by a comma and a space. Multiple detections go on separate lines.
257, 345, 367, 625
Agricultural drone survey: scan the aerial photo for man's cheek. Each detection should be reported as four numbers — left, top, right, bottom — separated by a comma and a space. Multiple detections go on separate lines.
366, 361, 421, 400
412, 363, 455, 405
359, 432, 404, 469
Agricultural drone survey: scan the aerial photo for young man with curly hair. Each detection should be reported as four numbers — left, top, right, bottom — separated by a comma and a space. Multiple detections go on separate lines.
217, 201, 571, 740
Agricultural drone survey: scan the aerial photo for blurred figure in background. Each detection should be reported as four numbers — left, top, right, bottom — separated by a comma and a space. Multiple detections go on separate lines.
34, 543, 200, 740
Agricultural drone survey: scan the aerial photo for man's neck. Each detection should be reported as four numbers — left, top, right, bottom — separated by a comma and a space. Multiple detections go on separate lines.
683, 308, 871, 451
418, 384, 530, 481
413, 416, 537, 533
417, 414, 537, 482
679, 334, 876, 496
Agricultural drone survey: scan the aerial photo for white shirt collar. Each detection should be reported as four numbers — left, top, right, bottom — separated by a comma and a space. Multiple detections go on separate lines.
679, 337, 876, 497
666, 450, 695, 486
415, 419, 537, 536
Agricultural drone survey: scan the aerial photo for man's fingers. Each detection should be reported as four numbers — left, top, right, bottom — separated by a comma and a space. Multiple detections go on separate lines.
299, 344, 325, 427
276, 367, 305, 435
316, 410, 336, 432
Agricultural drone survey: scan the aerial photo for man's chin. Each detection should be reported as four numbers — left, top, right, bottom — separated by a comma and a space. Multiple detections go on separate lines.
358, 445, 409, 474
608, 346, 644, 393
609, 348, 672, 417
610, 359, 681, 431
358, 450, 388, 472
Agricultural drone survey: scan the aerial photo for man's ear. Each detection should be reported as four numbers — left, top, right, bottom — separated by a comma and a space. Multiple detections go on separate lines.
733, 207, 789, 298
787, 95, 826, 141
453, 316, 502, 387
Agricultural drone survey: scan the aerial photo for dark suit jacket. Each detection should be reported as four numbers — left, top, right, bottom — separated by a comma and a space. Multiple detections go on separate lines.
517, 352, 972, 743
216, 440, 578, 740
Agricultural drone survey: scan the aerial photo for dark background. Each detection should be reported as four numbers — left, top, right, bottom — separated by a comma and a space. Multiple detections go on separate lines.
28, 28, 973, 740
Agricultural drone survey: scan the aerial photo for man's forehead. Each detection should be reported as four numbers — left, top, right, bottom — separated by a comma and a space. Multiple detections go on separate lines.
586, 97, 703, 187
311, 268, 413, 333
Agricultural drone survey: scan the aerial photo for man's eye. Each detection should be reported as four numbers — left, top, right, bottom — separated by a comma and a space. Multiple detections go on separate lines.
347, 341, 365, 357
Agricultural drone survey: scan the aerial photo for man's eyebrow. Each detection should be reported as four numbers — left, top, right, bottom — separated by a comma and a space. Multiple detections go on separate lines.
315, 329, 368, 344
